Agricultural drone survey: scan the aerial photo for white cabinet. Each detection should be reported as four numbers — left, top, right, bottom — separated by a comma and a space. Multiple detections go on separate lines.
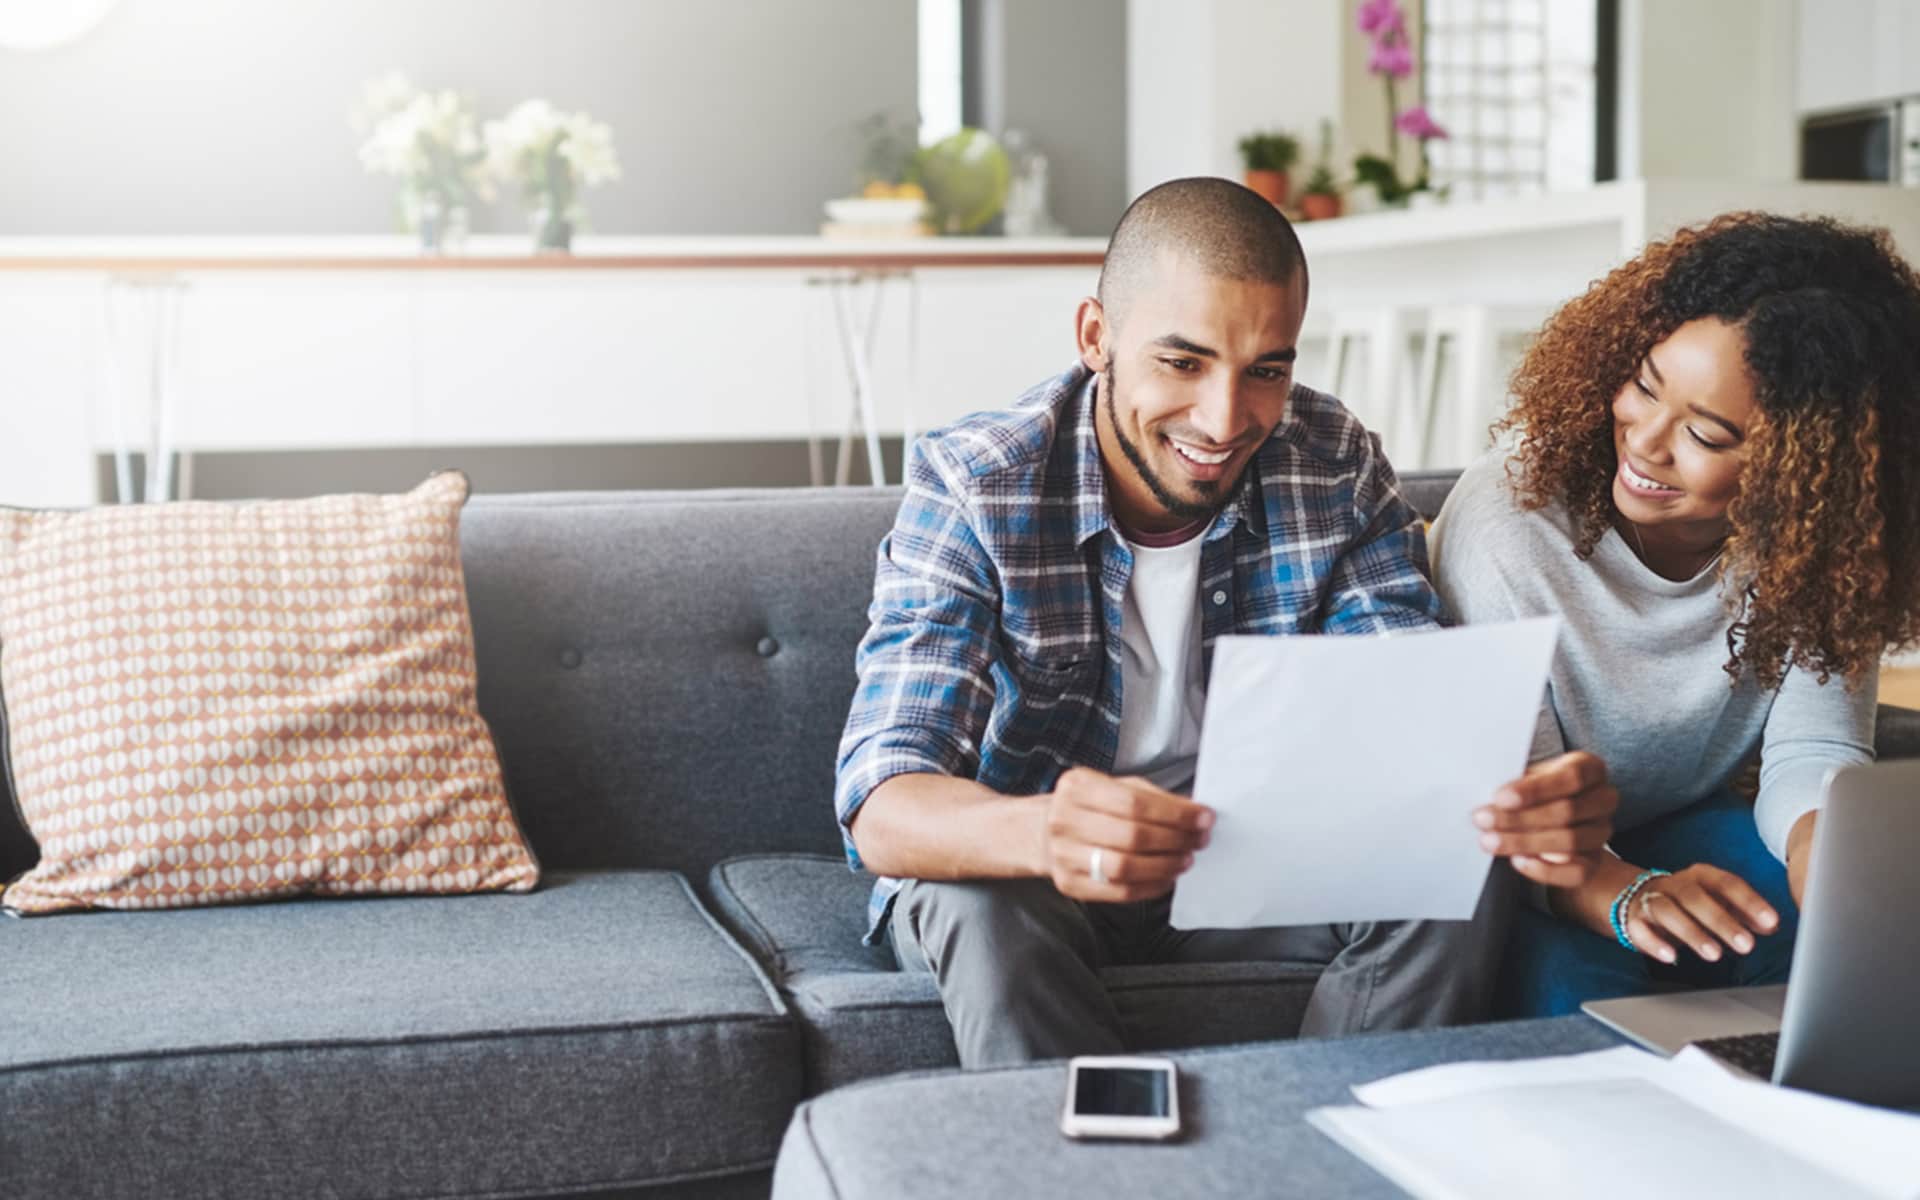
410, 267, 1098, 446
912, 268, 1099, 432
0, 276, 101, 508
0, 255, 1102, 509
1799, 0, 1920, 113
1878, 2, 1920, 101
413, 271, 820, 444
183, 276, 415, 450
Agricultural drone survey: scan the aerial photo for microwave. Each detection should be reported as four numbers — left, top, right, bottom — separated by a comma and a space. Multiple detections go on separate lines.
1802, 97, 1920, 185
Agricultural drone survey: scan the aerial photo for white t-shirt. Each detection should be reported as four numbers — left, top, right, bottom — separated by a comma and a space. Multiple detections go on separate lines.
1110, 526, 1209, 793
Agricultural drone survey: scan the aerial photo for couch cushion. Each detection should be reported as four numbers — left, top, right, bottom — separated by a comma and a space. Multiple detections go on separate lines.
1396, 469, 1461, 521
1877, 703, 1920, 759
0, 472, 538, 915
0, 870, 801, 1200
457, 488, 902, 881
708, 854, 1320, 1094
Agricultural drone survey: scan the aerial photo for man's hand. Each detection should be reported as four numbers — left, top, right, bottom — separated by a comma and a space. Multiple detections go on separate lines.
1475, 750, 1618, 887
1041, 768, 1214, 902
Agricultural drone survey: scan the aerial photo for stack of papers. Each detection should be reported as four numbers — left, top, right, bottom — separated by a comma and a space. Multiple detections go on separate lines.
1308, 1047, 1920, 1199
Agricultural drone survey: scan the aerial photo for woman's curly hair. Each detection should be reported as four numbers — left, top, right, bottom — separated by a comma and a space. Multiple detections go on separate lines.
1498, 212, 1920, 689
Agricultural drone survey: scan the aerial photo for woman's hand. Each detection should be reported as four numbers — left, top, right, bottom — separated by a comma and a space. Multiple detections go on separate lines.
1475, 751, 1618, 887
1625, 864, 1780, 964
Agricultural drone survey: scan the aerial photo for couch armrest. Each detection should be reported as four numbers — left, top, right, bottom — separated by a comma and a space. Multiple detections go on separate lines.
1875, 703, 1920, 760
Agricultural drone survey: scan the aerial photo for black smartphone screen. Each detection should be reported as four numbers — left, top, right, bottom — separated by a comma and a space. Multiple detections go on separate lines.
1073, 1066, 1171, 1117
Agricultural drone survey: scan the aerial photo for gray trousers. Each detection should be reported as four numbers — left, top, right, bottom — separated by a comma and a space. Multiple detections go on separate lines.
890, 866, 1517, 1068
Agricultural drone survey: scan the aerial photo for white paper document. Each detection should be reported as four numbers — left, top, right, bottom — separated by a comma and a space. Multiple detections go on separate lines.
1169, 617, 1560, 929
1307, 1046, 1920, 1200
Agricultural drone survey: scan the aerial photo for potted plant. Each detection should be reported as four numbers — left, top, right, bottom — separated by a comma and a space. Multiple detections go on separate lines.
1236, 130, 1300, 207
1298, 120, 1342, 221
1351, 152, 1411, 209
1300, 165, 1342, 221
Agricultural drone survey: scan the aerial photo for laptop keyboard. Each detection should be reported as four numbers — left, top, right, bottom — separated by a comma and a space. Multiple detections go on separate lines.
1693, 1031, 1779, 1078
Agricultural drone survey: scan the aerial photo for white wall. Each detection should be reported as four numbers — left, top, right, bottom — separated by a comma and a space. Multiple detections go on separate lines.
1213, 0, 1346, 183
990, 0, 1130, 236
1126, 0, 1220, 196
0, 0, 917, 235
1127, 0, 1419, 200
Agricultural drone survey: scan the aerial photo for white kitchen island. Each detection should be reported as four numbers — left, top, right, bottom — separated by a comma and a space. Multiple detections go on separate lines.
3, 179, 1915, 509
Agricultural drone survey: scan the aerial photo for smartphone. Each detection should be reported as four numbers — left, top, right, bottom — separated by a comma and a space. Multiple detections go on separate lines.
1059, 1055, 1181, 1141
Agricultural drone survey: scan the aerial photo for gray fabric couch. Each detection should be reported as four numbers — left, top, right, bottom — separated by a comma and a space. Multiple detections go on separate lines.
4, 472, 1917, 1200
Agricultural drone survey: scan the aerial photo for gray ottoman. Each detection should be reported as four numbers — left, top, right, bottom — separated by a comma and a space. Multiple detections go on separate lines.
772, 1017, 1625, 1198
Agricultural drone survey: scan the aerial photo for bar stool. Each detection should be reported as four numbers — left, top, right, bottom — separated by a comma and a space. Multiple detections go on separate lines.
1410, 304, 1549, 470
806, 268, 919, 488
103, 274, 192, 503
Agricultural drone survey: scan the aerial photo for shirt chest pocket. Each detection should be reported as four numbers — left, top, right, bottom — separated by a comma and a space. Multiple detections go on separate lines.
986, 646, 1100, 766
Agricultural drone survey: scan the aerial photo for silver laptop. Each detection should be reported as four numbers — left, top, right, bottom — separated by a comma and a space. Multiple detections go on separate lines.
1582, 759, 1920, 1109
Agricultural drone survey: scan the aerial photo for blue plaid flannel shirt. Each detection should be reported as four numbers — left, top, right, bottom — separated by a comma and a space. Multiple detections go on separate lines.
835, 364, 1445, 943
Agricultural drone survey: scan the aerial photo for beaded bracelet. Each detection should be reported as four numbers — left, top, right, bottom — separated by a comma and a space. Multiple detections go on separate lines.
1609, 868, 1671, 951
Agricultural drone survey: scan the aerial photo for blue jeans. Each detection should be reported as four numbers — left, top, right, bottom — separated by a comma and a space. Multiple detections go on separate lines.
1496, 790, 1800, 1018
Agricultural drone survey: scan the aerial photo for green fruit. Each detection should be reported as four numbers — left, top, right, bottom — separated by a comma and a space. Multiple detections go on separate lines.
915, 128, 1010, 235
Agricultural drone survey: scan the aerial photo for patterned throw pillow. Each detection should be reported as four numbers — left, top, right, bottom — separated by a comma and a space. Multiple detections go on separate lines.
0, 472, 539, 915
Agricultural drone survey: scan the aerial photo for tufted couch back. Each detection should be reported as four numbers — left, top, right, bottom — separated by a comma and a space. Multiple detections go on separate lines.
0, 474, 1474, 887
453, 487, 902, 879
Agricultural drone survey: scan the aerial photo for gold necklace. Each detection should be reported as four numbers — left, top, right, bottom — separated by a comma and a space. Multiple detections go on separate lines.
1625, 520, 1726, 578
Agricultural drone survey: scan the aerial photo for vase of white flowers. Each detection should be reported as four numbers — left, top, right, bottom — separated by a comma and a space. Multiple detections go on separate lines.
354, 73, 489, 254
484, 99, 621, 255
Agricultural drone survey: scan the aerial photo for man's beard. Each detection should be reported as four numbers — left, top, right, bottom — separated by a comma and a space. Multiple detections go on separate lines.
1102, 361, 1242, 524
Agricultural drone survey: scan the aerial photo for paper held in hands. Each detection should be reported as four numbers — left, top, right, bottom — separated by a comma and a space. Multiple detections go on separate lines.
1169, 617, 1561, 930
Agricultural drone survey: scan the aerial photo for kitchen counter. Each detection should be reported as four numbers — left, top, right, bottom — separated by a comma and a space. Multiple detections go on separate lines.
0, 235, 1106, 272
5, 179, 1916, 509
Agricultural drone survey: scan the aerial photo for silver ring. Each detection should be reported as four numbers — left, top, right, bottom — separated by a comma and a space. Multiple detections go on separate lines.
1089, 848, 1106, 884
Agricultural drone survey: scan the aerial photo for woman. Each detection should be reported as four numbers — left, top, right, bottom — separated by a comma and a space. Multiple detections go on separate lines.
1430, 212, 1920, 1016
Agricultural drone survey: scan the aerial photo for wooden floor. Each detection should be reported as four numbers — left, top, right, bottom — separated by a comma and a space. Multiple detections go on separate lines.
1883, 667, 1920, 710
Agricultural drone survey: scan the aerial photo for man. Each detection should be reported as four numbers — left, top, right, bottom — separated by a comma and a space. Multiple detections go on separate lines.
835, 178, 1616, 1067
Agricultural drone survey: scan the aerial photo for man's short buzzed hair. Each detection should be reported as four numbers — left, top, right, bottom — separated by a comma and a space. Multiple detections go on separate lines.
1096, 177, 1308, 329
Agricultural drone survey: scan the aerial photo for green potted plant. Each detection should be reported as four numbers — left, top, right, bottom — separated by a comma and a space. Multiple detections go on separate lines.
1350, 152, 1413, 211
1300, 164, 1342, 221
1298, 120, 1342, 221
1236, 130, 1300, 207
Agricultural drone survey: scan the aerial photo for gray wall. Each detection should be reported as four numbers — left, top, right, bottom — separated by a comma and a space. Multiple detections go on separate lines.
0, 0, 916, 235
978, 0, 1129, 238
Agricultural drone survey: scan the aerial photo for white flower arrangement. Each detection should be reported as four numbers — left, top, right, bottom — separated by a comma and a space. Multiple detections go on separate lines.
483, 99, 621, 240
352, 77, 622, 252
353, 73, 491, 228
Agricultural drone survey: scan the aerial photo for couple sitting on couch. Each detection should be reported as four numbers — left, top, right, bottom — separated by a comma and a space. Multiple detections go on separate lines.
834, 178, 1920, 1065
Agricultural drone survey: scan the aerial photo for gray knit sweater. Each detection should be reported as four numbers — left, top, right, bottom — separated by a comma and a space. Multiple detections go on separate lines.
1428, 452, 1876, 861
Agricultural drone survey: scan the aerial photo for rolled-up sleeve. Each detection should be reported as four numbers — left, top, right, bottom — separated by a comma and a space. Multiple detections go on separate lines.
1754, 661, 1877, 861
833, 437, 1001, 870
